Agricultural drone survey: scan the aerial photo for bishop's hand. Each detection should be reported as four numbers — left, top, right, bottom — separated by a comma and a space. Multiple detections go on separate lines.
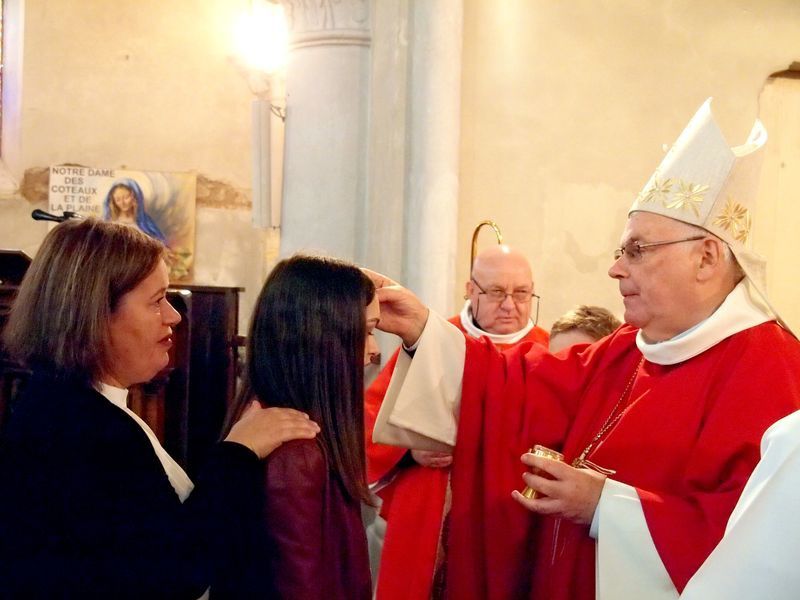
511, 454, 607, 526
361, 267, 429, 347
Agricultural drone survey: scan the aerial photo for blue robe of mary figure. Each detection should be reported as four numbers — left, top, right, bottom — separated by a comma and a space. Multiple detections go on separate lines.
103, 179, 167, 244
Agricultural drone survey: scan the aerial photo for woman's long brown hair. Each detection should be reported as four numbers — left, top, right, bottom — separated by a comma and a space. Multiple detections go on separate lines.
225, 255, 374, 504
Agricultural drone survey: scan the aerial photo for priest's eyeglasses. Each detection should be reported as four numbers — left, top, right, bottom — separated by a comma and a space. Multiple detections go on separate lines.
470, 277, 542, 325
471, 278, 538, 304
613, 235, 707, 263
471, 278, 541, 326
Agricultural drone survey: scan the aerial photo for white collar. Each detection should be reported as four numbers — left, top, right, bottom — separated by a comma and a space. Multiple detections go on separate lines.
636, 281, 771, 365
99, 383, 129, 410
97, 383, 195, 501
459, 300, 536, 344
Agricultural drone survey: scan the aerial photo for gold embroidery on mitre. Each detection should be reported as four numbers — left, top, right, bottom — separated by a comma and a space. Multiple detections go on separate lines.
638, 177, 673, 204
713, 197, 751, 243
664, 180, 709, 218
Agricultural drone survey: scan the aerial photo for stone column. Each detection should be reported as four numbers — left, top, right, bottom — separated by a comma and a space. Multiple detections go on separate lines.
278, 0, 463, 318
363, 0, 463, 315
404, 0, 463, 314
278, 0, 371, 260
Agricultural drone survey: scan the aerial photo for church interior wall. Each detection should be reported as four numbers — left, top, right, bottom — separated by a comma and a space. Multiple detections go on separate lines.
458, 0, 800, 330
0, 0, 274, 333
1, 0, 799, 333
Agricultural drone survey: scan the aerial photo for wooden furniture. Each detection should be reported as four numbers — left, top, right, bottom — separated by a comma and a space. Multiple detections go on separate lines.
166, 284, 243, 477
0, 249, 243, 478
0, 251, 33, 428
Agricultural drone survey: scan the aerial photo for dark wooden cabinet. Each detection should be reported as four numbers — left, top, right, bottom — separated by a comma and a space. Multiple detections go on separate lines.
167, 284, 243, 477
0, 250, 242, 478
0, 251, 33, 429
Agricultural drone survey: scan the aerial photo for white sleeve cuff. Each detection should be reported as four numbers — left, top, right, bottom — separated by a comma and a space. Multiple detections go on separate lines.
595, 479, 678, 600
372, 311, 464, 451
589, 479, 606, 539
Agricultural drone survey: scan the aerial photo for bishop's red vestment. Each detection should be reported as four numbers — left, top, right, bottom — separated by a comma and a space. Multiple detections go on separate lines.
444, 321, 800, 599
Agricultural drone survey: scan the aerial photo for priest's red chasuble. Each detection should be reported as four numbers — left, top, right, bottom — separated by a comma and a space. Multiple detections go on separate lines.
366, 316, 549, 600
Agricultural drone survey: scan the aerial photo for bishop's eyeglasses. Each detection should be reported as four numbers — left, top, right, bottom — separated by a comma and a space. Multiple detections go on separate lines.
613, 235, 706, 263
470, 277, 541, 324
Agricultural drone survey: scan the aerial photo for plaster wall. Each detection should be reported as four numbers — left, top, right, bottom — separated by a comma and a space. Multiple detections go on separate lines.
5, 0, 800, 335
17, 0, 253, 181
459, 0, 800, 330
1, 0, 269, 332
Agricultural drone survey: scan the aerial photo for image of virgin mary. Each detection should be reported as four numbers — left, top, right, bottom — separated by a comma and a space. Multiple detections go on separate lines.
103, 178, 167, 244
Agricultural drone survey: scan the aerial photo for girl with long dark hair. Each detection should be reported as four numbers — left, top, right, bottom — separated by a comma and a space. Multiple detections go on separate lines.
215, 254, 379, 599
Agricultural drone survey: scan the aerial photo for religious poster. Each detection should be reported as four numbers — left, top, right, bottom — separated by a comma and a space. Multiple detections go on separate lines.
48, 166, 197, 281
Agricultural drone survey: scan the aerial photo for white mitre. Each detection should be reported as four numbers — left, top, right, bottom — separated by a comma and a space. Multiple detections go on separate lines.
629, 98, 789, 333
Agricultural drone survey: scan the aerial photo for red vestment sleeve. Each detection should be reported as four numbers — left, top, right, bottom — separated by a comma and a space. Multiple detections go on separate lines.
375, 466, 450, 600
371, 319, 550, 600
365, 319, 549, 486
365, 347, 408, 485
446, 335, 613, 600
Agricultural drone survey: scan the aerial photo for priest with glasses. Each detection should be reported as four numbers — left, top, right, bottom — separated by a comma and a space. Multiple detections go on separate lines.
365, 236, 549, 600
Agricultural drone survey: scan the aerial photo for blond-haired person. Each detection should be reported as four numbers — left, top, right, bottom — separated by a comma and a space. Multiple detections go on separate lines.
549, 305, 621, 353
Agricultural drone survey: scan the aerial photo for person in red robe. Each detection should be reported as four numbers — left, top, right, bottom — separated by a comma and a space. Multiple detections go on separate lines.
366, 99, 800, 599
366, 245, 549, 600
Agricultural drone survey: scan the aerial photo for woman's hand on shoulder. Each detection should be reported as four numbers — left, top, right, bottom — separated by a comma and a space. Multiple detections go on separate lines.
225, 401, 320, 459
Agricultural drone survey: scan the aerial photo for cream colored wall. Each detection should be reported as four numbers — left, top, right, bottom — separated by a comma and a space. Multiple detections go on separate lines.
17, 0, 252, 182
1, 0, 272, 332
755, 75, 800, 331
5, 0, 800, 335
459, 0, 800, 330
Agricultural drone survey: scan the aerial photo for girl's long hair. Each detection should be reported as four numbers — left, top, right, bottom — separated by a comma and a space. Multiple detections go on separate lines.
226, 255, 374, 504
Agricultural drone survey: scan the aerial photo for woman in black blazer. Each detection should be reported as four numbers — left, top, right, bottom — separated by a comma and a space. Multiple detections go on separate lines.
0, 218, 319, 599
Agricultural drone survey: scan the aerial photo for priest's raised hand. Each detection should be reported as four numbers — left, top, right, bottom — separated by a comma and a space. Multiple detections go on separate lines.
361, 267, 429, 347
